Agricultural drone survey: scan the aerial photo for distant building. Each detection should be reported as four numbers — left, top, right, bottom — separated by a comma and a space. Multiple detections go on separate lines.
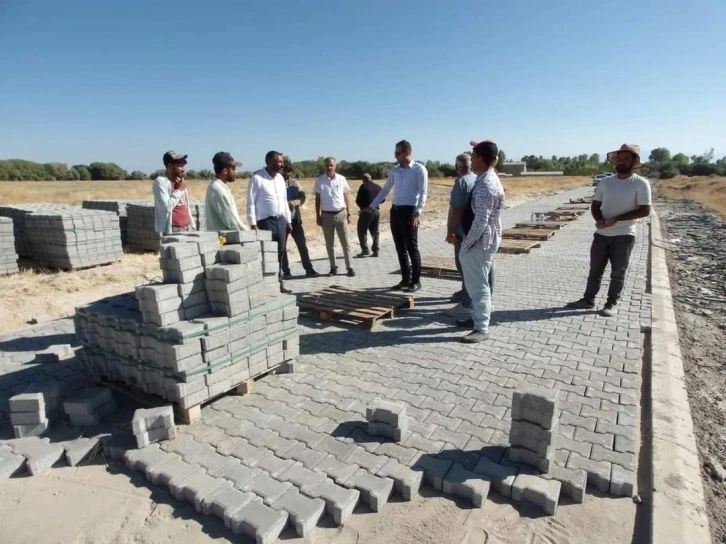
498, 161, 527, 177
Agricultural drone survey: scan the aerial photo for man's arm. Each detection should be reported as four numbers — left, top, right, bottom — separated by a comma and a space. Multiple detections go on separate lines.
153, 177, 183, 213
355, 184, 365, 209
448, 208, 464, 238
414, 166, 429, 216
246, 176, 258, 228
344, 192, 352, 224
315, 193, 322, 226
613, 205, 652, 222
462, 183, 493, 251
296, 181, 307, 207
281, 179, 292, 226
367, 172, 394, 210
591, 200, 604, 222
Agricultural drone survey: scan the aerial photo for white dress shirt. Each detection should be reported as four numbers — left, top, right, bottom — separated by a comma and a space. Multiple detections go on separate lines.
246, 168, 292, 226
314, 174, 350, 212
369, 160, 428, 215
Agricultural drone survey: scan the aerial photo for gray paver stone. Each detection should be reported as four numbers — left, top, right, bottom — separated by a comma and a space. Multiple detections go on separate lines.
203, 480, 254, 519
213, 458, 261, 489
590, 444, 636, 470
227, 496, 289, 544
194, 447, 228, 474
473, 456, 519, 498
0, 449, 26, 479
253, 452, 295, 478
153, 455, 198, 488
511, 472, 561, 515
342, 468, 394, 511
542, 465, 587, 503
511, 385, 559, 430
368, 421, 407, 442
317, 436, 358, 461
506, 446, 550, 473
245, 471, 293, 505
313, 454, 360, 486
307, 478, 360, 525
375, 457, 423, 500
64, 437, 101, 466
412, 455, 454, 491
11, 438, 64, 476
136, 426, 176, 449
610, 463, 634, 497
9, 392, 45, 413
271, 489, 325, 538
366, 398, 408, 426
173, 470, 226, 512
442, 463, 491, 508
229, 439, 267, 466
13, 420, 50, 438
278, 462, 327, 495
509, 420, 558, 458
566, 453, 612, 493
281, 442, 327, 469
374, 441, 419, 466
10, 411, 47, 426
347, 447, 387, 473
132, 406, 175, 434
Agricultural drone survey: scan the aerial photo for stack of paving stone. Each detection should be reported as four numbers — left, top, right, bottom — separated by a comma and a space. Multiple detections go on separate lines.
82, 199, 147, 246
63, 387, 117, 427
73, 229, 299, 417
126, 203, 159, 251
190, 201, 206, 231
507, 385, 559, 473
9, 392, 49, 438
366, 398, 408, 442
0, 217, 19, 275
132, 406, 177, 448
0, 203, 37, 257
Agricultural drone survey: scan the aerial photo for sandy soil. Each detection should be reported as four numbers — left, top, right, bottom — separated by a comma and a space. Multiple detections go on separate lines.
0, 461, 638, 544
657, 197, 726, 543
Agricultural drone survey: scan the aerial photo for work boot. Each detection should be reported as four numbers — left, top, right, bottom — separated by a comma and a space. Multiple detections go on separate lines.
460, 330, 489, 343
599, 303, 618, 317
565, 298, 595, 309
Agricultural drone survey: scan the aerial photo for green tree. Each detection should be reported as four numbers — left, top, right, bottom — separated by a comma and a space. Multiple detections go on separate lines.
72, 164, 92, 180
128, 170, 147, 180
649, 148, 671, 163
149, 169, 165, 180
88, 162, 127, 180
497, 150, 507, 166
672, 153, 689, 169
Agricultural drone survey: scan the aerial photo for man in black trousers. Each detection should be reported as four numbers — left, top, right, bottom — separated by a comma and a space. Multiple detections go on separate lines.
365, 140, 429, 292
281, 158, 320, 278
355, 173, 383, 258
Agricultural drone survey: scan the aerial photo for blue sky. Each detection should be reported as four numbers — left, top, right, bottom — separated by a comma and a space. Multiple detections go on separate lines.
0, 0, 724, 173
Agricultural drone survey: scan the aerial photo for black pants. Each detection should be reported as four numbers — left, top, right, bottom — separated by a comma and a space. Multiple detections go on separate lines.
281, 220, 314, 274
391, 205, 420, 285
584, 233, 635, 305
357, 208, 380, 254
257, 215, 288, 278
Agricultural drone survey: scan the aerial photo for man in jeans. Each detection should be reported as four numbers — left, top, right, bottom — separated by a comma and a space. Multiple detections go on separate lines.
281, 158, 320, 278
152, 150, 196, 235
457, 140, 505, 343
566, 144, 651, 317
355, 173, 383, 258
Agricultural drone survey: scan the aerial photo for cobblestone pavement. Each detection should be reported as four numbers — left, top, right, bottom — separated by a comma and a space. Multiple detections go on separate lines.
0, 186, 651, 541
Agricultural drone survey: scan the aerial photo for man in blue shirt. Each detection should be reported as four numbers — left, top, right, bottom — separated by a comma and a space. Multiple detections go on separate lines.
365, 140, 428, 292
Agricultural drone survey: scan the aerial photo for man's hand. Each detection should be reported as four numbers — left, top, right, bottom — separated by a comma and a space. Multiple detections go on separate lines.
360, 207, 370, 214
286, 223, 292, 234
251, 225, 259, 231
316, 215, 322, 227
346, 213, 351, 225
411, 215, 420, 228
445, 232, 457, 245
175, 178, 187, 191
596, 219, 616, 229
288, 200, 295, 210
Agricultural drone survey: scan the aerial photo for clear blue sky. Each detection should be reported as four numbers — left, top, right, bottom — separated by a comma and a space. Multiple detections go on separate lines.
1, 0, 724, 173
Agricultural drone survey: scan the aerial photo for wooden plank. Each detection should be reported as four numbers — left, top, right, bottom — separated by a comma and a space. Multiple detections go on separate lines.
502, 228, 556, 241
515, 221, 569, 230
325, 285, 414, 309
497, 239, 541, 254
300, 290, 393, 317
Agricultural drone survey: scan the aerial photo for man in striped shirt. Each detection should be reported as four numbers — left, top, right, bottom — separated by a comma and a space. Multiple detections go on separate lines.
457, 140, 505, 343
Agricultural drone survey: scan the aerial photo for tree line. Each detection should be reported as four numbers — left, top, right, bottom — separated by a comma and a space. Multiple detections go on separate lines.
1, 147, 724, 181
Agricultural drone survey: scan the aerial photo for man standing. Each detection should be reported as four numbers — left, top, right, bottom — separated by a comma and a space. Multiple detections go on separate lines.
457, 140, 505, 343
355, 173, 383, 258
566, 144, 651, 317
153, 150, 196, 235
366, 140, 428, 292
205, 152, 249, 232
445, 153, 478, 317
314, 157, 355, 277
281, 158, 320, 278
247, 151, 293, 294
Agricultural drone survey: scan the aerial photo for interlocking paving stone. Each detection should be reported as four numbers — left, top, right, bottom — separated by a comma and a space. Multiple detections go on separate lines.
342, 468, 394, 511
511, 472, 561, 515
443, 463, 491, 508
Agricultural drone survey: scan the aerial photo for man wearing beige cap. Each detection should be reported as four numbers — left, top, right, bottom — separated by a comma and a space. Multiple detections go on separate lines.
205, 152, 249, 231
566, 144, 651, 317
153, 151, 195, 234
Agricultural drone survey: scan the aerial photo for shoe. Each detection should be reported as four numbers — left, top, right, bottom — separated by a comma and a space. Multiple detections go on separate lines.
565, 298, 595, 310
305, 270, 321, 278
391, 281, 411, 291
456, 317, 474, 328
328, 267, 338, 277
280, 286, 292, 294
460, 330, 489, 343
599, 303, 617, 317
451, 290, 463, 303
347, 268, 356, 277
371, 252, 379, 258
354, 251, 369, 259
405, 283, 421, 292
282, 272, 293, 280
445, 303, 473, 317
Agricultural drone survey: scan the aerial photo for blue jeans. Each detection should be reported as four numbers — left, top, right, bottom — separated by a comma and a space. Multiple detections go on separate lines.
459, 241, 498, 332
455, 241, 495, 309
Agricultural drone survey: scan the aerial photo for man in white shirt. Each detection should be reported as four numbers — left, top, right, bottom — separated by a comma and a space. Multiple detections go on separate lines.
247, 151, 293, 294
205, 152, 249, 232
314, 157, 355, 277
566, 144, 652, 317
152, 150, 196, 235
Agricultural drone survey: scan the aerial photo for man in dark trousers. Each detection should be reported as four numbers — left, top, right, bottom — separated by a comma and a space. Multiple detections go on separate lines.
355, 173, 383, 258
281, 158, 320, 278
566, 143, 651, 317
365, 140, 428, 292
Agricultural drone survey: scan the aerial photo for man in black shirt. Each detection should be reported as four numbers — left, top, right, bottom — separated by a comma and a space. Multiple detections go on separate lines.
355, 173, 383, 258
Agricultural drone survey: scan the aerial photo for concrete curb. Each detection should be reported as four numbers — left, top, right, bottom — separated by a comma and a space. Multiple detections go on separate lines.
648, 212, 711, 544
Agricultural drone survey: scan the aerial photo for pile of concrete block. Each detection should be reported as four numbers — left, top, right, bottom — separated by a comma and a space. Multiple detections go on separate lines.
34, 344, 75, 363
82, 199, 147, 246
73, 229, 299, 418
507, 385, 558, 473
9, 392, 48, 438
366, 398, 408, 442
0, 217, 19, 275
0, 203, 123, 269
132, 406, 176, 448
63, 387, 117, 427
125, 202, 207, 252
190, 202, 206, 231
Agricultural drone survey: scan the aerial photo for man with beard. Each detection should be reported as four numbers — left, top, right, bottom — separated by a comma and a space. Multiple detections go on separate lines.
566, 144, 651, 317
205, 152, 249, 231
153, 150, 195, 234
247, 150, 293, 294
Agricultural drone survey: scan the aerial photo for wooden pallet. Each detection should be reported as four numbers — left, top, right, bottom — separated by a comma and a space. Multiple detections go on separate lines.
298, 285, 414, 329
502, 228, 557, 241
515, 221, 569, 230
420, 256, 460, 279
569, 197, 593, 204
556, 205, 590, 212
545, 211, 580, 221
498, 239, 541, 254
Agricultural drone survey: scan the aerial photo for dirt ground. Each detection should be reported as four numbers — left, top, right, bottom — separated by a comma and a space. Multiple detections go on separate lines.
657, 175, 726, 219
0, 461, 638, 544
656, 196, 726, 543
0, 178, 586, 334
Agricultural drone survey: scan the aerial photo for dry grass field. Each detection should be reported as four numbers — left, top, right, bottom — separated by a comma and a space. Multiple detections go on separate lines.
0, 175, 588, 333
657, 175, 726, 218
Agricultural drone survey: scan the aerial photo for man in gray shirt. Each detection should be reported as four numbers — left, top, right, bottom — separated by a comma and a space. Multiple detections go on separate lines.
566, 144, 651, 317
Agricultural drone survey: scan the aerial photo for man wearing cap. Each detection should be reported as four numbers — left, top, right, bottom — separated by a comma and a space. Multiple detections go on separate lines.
365, 140, 428, 292
566, 144, 651, 317
205, 152, 249, 232
355, 173, 383, 258
247, 151, 293, 294
456, 140, 505, 343
153, 151, 195, 235
315, 157, 355, 277
281, 158, 319, 278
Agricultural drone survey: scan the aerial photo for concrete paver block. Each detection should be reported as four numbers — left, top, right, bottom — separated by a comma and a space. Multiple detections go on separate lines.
367, 421, 407, 442
203, 480, 254, 519
136, 426, 176, 449
132, 405, 175, 434
313, 454, 360, 486
610, 464, 634, 497
64, 437, 102, 466
508, 420, 558, 458
278, 462, 327, 495
412, 455, 454, 491
366, 398, 408, 427
13, 438, 65, 476
566, 452, 612, 493
253, 452, 295, 478
343, 468, 394, 511
13, 420, 50, 438
9, 392, 45, 413
173, 470, 226, 512
542, 464, 587, 503
442, 463, 491, 508
272, 488, 325, 538
34, 344, 74, 363
0, 448, 26, 479
473, 456, 519, 498
227, 496, 289, 544
10, 411, 47, 426
307, 478, 360, 525
63, 387, 113, 416
506, 446, 550, 473
375, 457, 423, 500
244, 471, 294, 505
213, 458, 261, 489
512, 472, 561, 515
